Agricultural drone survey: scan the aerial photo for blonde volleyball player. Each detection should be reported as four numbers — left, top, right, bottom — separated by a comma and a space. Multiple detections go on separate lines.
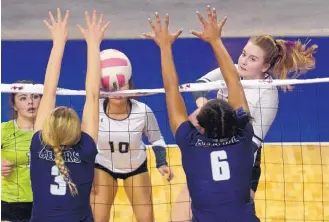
172, 36, 318, 221
29, 9, 110, 221
1, 80, 41, 221
91, 50, 173, 222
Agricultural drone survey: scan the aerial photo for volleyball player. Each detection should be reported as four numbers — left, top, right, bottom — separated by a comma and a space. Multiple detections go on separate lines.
172, 14, 318, 222
1, 80, 41, 221
91, 58, 173, 222
143, 6, 260, 221
29, 9, 110, 221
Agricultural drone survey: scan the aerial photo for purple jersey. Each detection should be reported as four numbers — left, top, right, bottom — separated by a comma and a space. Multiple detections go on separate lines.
175, 108, 260, 222
29, 131, 97, 222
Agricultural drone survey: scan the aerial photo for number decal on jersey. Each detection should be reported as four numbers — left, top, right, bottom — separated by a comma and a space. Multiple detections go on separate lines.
26, 152, 31, 168
50, 165, 67, 195
109, 141, 130, 153
210, 151, 231, 181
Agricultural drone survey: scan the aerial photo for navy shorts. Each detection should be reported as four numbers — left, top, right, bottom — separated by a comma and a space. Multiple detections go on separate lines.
251, 143, 262, 192
1, 201, 33, 222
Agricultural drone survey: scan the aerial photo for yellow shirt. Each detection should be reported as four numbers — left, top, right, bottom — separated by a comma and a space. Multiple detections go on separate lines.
1, 120, 33, 202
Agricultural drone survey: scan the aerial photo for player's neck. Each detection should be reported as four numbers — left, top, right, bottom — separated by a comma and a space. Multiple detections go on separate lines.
15, 117, 35, 131
107, 100, 130, 115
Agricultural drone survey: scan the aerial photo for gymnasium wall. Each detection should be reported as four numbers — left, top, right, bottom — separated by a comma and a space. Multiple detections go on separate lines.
1, 37, 329, 143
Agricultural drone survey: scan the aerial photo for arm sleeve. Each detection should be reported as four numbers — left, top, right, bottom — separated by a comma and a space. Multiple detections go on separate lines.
192, 68, 224, 101
192, 65, 239, 102
250, 88, 279, 146
143, 106, 168, 168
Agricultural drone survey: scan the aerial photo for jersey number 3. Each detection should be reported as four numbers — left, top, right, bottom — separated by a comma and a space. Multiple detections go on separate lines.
50, 165, 67, 195
210, 150, 231, 181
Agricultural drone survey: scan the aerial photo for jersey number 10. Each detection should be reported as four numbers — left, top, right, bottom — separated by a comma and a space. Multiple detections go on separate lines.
210, 150, 231, 181
109, 141, 130, 153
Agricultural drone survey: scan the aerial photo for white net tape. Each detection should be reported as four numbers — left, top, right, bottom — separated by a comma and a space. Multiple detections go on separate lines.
1, 77, 329, 96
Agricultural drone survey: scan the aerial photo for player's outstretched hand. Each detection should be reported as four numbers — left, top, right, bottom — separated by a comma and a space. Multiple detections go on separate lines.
77, 9, 111, 46
158, 165, 174, 182
191, 5, 227, 44
43, 8, 70, 44
142, 12, 183, 47
1, 160, 13, 177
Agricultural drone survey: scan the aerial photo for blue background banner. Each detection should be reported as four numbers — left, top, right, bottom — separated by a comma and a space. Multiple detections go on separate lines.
2, 37, 328, 144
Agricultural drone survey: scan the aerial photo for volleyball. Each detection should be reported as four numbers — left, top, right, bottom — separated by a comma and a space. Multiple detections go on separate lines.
100, 49, 132, 91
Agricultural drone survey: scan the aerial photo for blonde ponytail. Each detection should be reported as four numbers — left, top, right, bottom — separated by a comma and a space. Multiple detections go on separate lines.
250, 36, 318, 90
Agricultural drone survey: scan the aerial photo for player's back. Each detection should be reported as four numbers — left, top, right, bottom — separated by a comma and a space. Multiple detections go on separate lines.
175, 110, 259, 222
29, 131, 98, 222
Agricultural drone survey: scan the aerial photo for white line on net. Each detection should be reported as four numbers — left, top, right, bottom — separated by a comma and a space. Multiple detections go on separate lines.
1, 77, 329, 97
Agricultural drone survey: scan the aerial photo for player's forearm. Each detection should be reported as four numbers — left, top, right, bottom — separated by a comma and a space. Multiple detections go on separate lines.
152, 146, 168, 168
159, 44, 188, 133
43, 42, 66, 96
210, 39, 240, 86
210, 39, 249, 112
159, 44, 179, 92
86, 43, 101, 98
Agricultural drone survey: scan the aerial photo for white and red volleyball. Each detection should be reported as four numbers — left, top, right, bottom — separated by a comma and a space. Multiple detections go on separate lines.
100, 49, 132, 91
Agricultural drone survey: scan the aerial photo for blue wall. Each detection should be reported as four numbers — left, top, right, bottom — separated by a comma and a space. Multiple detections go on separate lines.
2, 37, 329, 143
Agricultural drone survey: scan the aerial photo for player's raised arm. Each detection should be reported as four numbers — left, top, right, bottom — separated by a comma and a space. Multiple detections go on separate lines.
77, 10, 110, 143
34, 9, 69, 132
142, 13, 184, 135
191, 6, 249, 113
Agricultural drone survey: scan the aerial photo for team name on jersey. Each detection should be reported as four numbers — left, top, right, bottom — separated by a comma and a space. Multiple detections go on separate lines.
38, 147, 81, 163
195, 136, 240, 147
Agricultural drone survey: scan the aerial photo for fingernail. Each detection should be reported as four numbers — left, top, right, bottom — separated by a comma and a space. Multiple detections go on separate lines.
166, 13, 169, 16
180, 28, 184, 31
155, 12, 158, 15
207, 5, 210, 8
148, 18, 151, 21
213, 7, 216, 10
196, 11, 200, 14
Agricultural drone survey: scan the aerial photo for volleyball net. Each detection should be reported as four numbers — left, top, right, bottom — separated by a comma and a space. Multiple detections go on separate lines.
1, 78, 329, 222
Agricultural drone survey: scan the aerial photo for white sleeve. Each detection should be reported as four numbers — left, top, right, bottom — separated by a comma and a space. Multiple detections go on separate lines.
143, 106, 166, 147
198, 64, 239, 82
250, 88, 279, 146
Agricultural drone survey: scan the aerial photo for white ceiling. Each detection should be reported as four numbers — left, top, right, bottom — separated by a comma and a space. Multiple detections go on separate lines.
2, 0, 329, 40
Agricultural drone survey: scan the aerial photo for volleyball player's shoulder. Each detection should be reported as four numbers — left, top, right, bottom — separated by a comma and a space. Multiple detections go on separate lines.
1, 120, 14, 146
259, 84, 279, 105
130, 99, 154, 113
1, 120, 14, 130
79, 132, 98, 160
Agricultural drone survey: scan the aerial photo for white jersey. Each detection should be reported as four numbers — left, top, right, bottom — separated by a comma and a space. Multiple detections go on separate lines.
198, 65, 279, 147
96, 99, 166, 173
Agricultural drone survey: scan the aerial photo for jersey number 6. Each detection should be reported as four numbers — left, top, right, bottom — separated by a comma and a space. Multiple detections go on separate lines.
210, 150, 231, 181
109, 141, 130, 153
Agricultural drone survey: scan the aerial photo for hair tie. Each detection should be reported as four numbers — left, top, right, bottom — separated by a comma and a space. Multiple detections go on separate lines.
284, 40, 295, 49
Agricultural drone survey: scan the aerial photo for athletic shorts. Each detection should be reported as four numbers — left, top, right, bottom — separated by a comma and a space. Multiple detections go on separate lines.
1, 201, 33, 222
95, 160, 148, 180
251, 143, 262, 192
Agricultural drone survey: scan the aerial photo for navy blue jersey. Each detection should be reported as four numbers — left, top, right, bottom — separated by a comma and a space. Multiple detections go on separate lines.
29, 131, 97, 222
175, 108, 259, 222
